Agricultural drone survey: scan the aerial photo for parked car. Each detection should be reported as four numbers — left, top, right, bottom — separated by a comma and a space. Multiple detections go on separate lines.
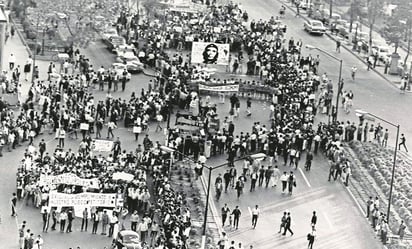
304, 20, 326, 35
105, 35, 126, 52
338, 22, 359, 39
111, 63, 132, 80
331, 19, 347, 34
371, 44, 391, 61
351, 31, 369, 44
272, 19, 287, 33
116, 52, 144, 73
115, 230, 141, 249
299, 1, 313, 10
115, 44, 136, 57
324, 13, 341, 26
93, 16, 107, 32
101, 28, 118, 41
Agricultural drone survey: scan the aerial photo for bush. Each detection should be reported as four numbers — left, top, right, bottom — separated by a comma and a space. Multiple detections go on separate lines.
22, 19, 31, 32
26, 30, 37, 40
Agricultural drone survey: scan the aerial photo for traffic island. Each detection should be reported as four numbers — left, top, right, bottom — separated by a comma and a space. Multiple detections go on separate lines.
342, 140, 412, 247
170, 160, 220, 248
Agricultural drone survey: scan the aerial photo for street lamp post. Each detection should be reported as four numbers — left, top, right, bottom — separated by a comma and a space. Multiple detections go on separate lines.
306, 44, 342, 122
355, 110, 400, 224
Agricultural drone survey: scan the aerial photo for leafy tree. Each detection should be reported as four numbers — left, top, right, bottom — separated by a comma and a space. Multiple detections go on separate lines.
348, 0, 362, 33
383, 2, 412, 55
366, 0, 384, 54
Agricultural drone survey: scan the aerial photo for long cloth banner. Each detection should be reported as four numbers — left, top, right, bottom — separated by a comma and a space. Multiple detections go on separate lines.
198, 83, 239, 92
48, 192, 118, 207
39, 173, 100, 189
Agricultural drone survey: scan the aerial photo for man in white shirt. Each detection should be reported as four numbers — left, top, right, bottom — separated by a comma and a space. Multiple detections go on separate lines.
251, 205, 261, 229
9, 53, 16, 70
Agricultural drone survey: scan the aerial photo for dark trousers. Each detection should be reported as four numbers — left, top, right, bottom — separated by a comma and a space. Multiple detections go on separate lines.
81, 218, 88, 231
51, 218, 57, 230
250, 179, 257, 191
234, 216, 240, 229
258, 176, 264, 186
92, 221, 99, 234
222, 214, 227, 226
252, 215, 258, 228
283, 226, 293, 235
66, 221, 72, 232
281, 181, 287, 192
131, 221, 137, 231
60, 220, 66, 232
108, 223, 115, 236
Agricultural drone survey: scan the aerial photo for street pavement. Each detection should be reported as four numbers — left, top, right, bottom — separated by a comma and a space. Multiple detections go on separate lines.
0, 0, 409, 248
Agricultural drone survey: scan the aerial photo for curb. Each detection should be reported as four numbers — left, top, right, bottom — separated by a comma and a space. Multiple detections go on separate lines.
277, 0, 412, 93
10, 16, 33, 58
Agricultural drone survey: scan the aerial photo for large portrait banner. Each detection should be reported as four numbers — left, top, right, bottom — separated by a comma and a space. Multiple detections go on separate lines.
191, 42, 230, 65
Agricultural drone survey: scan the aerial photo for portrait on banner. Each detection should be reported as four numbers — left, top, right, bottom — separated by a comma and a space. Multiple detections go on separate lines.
191, 42, 230, 65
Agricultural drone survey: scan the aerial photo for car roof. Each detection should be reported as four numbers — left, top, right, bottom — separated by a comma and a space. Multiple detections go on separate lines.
310, 20, 322, 23
120, 230, 139, 236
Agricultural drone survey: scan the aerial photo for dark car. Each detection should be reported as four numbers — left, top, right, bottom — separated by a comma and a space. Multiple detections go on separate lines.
105, 35, 126, 53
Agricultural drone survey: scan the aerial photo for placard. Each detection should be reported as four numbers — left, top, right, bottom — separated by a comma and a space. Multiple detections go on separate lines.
48, 192, 119, 207
80, 123, 89, 130
191, 42, 230, 65
133, 126, 142, 134
92, 139, 114, 152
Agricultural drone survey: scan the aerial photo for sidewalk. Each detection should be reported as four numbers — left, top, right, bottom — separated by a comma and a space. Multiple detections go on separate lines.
0, 23, 51, 249
1, 25, 50, 102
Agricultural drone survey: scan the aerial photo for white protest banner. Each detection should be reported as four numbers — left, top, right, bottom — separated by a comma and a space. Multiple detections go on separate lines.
191, 42, 230, 65
48, 192, 118, 207
198, 84, 239, 92
39, 173, 100, 189
92, 139, 114, 152
112, 172, 135, 182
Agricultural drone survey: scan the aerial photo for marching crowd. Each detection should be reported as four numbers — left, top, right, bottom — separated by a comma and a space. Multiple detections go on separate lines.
5, 0, 405, 248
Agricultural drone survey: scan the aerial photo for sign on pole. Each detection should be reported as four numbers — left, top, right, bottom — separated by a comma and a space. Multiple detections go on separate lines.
92, 139, 114, 152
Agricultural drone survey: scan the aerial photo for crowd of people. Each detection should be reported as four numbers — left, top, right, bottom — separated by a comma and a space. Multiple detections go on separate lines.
4, 0, 402, 248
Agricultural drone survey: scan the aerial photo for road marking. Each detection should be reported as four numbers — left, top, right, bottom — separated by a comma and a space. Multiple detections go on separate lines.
298, 167, 311, 188
248, 206, 252, 216
322, 211, 333, 229
345, 186, 367, 217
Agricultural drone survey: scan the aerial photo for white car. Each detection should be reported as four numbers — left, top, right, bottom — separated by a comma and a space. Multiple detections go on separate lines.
101, 28, 118, 41
111, 63, 132, 80
115, 45, 136, 57
371, 45, 391, 61
116, 52, 144, 73
304, 20, 326, 35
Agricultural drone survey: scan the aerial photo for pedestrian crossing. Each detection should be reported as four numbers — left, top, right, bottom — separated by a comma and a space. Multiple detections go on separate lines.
224, 186, 381, 249
240, 229, 354, 249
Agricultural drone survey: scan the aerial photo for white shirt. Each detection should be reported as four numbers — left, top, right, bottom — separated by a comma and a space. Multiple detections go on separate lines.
252, 207, 261, 216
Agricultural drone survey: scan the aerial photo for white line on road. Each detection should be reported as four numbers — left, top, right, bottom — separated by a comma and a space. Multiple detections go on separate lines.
248, 206, 252, 216
345, 187, 367, 217
322, 211, 333, 229
298, 167, 311, 188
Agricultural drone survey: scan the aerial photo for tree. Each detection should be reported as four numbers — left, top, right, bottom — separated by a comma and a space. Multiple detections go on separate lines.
384, 3, 412, 55
366, 0, 384, 55
348, 0, 361, 33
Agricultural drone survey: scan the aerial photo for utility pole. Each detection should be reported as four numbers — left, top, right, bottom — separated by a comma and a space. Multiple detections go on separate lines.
31, 15, 40, 83
329, 0, 333, 18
